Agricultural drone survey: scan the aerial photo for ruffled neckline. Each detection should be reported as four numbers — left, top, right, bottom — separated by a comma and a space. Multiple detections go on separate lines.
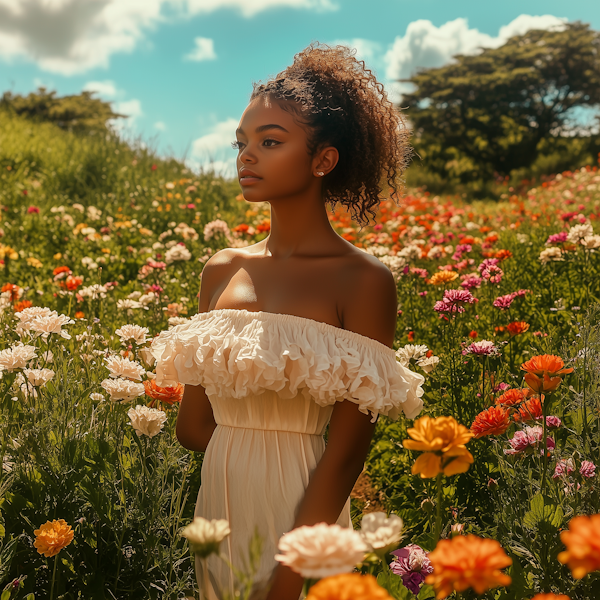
197, 308, 397, 355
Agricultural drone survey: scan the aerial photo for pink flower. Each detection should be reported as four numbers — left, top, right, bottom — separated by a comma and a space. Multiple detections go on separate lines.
146, 259, 166, 270
580, 460, 596, 478
452, 244, 472, 261
433, 289, 478, 314
505, 426, 555, 455
410, 268, 428, 279
544, 416, 562, 429
482, 264, 503, 284
546, 232, 568, 245
390, 544, 433, 595
463, 340, 499, 357
460, 274, 483, 290
478, 258, 499, 273
27, 206, 40, 214
553, 458, 575, 479
493, 294, 515, 310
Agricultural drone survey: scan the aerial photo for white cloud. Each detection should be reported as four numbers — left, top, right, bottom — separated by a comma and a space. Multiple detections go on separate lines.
83, 80, 119, 98
110, 98, 143, 133
0, 0, 337, 75
154, 121, 167, 131
325, 38, 384, 74
188, 117, 238, 178
384, 14, 567, 102
184, 37, 216, 62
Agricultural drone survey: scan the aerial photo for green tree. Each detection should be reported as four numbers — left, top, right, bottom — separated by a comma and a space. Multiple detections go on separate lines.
0, 86, 127, 134
402, 21, 600, 188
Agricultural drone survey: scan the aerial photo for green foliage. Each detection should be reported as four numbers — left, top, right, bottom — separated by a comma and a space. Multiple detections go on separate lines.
403, 21, 600, 195
0, 87, 128, 135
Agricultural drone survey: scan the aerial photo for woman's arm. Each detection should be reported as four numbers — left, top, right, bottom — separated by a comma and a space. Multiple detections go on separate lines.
263, 260, 398, 600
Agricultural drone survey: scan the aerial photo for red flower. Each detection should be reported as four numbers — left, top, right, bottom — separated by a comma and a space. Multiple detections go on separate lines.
151, 164, 157, 170
471, 406, 511, 438
469, 330, 478, 339
506, 321, 529, 336
408, 331, 415, 342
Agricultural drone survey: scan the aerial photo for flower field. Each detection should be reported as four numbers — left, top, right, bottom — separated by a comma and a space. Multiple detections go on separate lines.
1, 109, 600, 599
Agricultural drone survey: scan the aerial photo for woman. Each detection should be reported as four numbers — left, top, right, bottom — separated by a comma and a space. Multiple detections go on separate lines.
151, 42, 425, 600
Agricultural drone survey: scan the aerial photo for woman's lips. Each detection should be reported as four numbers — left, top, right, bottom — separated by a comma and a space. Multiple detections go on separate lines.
240, 176, 262, 185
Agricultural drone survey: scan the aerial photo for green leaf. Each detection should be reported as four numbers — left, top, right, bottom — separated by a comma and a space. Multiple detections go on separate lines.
523, 493, 563, 530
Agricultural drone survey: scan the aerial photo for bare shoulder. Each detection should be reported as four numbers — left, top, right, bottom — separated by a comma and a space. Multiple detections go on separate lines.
197, 247, 247, 311
336, 246, 398, 348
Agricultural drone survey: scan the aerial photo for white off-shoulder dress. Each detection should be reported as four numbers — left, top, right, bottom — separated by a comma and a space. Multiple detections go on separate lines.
151, 308, 424, 600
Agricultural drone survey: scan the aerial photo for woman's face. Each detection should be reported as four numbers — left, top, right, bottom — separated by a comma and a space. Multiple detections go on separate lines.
233, 95, 337, 204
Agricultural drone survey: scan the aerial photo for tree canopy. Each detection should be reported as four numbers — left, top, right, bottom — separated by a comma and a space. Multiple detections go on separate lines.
402, 21, 600, 186
0, 87, 127, 134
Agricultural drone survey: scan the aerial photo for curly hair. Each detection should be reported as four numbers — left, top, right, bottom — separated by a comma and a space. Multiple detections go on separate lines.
249, 41, 412, 228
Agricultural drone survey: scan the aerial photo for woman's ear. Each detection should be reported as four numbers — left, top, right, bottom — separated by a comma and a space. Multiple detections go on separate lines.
314, 145, 339, 176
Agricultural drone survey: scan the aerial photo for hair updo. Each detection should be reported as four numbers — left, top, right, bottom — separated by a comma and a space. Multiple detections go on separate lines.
249, 41, 412, 228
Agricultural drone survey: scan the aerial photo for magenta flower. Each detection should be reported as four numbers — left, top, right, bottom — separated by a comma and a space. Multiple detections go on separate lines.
390, 544, 433, 595
433, 289, 478, 314
478, 258, 499, 273
493, 294, 515, 310
452, 244, 472, 261
27, 206, 40, 214
580, 460, 596, 478
546, 231, 568, 245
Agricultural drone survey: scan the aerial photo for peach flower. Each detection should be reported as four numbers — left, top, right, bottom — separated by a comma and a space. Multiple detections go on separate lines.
34, 519, 74, 557
558, 514, 600, 579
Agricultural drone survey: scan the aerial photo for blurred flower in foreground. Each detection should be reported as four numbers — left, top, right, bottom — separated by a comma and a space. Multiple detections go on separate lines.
402, 416, 474, 478
127, 405, 168, 437
558, 514, 600, 579
359, 512, 403, 557
34, 519, 74, 557
306, 573, 393, 600
181, 517, 230, 558
471, 405, 511, 438
425, 534, 512, 598
521, 354, 573, 393
529, 594, 571, 600
144, 379, 184, 407
275, 523, 367, 579
390, 544, 433, 595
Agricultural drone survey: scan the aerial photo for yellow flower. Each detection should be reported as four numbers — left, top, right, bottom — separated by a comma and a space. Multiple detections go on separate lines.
33, 519, 74, 557
403, 416, 474, 478
428, 271, 459, 285
54, 253, 62, 260
26, 257, 43, 268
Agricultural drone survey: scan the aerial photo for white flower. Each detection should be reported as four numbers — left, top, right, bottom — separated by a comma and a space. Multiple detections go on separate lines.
203, 219, 231, 241
567, 221, 594, 245
539, 247, 564, 264
79, 284, 108, 299
275, 523, 368, 579
0, 344, 37, 372
417, 355, 440, 373
90, 392, 105, 402
128, 291, 142, 300
40, 350, 54, 364
14, 306, 56, 336
181, 517, 231, 558
165, 244, 192, 264
427, 245, 444, 259
115, 324, 149, 346
138, 292, 156, 306
117, 299, 143, 310
397, 245, 421, 261
395, 345, 429, 366
104, 356, 145, 381
127, 404, 168, 438
22, 368, 54, 386
28, 313, 74, 340
101, 378, 145, 402
138, 346, 157, 367
168, 316, 190, 327
378, 255, 407, 278
516, 233, 530, 244
360, 512, 403, 556
581, 235, 600, 250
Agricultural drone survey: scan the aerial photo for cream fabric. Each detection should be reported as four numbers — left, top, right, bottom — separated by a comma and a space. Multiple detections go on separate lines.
151, 309, 425, 599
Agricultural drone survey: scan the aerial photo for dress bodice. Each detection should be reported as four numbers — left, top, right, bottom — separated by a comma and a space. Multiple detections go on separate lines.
151, 308, 425, 423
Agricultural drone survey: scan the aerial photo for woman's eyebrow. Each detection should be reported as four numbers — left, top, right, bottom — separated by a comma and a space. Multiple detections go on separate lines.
235, 124, 290, 134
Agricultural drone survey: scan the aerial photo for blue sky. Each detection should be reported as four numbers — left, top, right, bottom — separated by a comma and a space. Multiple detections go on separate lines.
1, 0, 599, 178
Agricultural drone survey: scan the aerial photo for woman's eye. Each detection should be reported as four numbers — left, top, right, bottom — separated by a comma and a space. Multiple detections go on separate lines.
230, 140, 243, 150
230, 139, 280, 150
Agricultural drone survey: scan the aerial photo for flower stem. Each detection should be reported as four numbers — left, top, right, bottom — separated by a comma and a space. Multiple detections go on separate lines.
434, 472, 443, 545
50, 555, 58, 600
201, 557, 210, 600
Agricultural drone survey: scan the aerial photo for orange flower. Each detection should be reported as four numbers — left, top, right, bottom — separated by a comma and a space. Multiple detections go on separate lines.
469, 330, 478, 339
425, 535, 512, 598
495, 388, 530, 407
513, 396, 544, 422
558, 514, 600, 579
144, 378, 184, 406
507, 321, 530, 336
14, 300, 32, 312
495, 249, 513, 261
471, 406, 511, 438
34, 519, 74, 557
306, 573, 393, 600
59, 275, 84, 291
428, 271, 458, 285
1, 282, 21, 301
403, 416, 474, 478
521, 355, 573, 394
529, 594, 571, 600
74, 311, 85, 319
52, 265, 71, 279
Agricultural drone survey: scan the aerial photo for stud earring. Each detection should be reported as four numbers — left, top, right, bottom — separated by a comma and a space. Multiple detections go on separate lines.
316, 171, 324, 176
